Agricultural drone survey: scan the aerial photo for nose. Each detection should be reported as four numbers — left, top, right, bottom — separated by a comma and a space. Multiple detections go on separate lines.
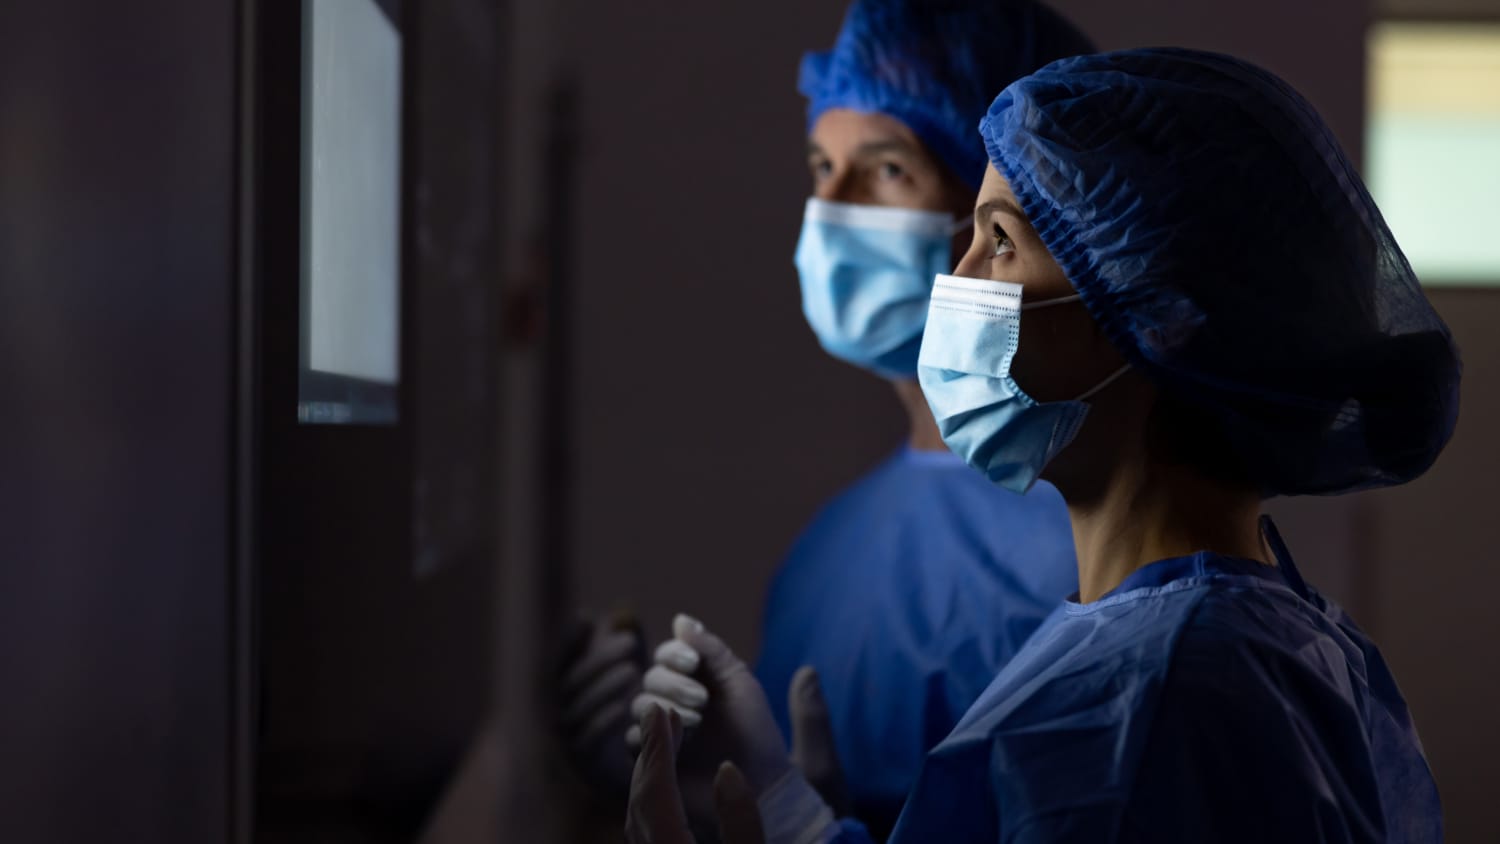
815, 166, 871, 205
951, 239, 984, 279
948, 229, 974, 274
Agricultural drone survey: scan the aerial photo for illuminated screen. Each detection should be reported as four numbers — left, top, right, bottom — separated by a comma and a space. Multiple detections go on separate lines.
1367, 22, 1500, 286
299, 0, 402, 424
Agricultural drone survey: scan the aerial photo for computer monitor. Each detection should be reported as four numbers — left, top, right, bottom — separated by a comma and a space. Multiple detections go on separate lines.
298, 0, 402, 425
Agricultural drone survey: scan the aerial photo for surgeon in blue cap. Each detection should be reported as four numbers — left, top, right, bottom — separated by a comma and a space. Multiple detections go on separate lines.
626, 47, 1459, 844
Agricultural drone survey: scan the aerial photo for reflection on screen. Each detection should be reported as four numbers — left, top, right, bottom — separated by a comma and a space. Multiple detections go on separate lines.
299, 0, 402, 424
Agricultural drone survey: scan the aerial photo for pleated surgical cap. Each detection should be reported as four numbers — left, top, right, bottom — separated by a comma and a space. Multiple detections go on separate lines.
799, 0, 1095, 189
981, 48, 1461, 495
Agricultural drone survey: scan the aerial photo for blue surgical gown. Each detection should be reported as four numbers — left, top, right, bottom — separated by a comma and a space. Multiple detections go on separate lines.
849, 551, 1443, 843
754, 446, 1078, 837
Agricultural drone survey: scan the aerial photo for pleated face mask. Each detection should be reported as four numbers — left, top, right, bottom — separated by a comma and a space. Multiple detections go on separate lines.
794, 198, 965, 377
917, 273, 1129, 493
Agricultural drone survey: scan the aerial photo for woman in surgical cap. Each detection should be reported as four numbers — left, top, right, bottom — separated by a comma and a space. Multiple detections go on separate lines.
625, 48, 1459, 844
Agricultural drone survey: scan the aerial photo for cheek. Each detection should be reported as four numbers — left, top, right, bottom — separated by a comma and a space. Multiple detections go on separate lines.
871, 180, 924, 209
878, 168, 952, 211
1010, 309, 1107, 402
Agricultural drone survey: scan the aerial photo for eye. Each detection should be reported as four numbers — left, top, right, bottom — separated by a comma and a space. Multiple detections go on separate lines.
878, 161, 906, 181
992, 222, 1015, 257
809, 158, 834, 181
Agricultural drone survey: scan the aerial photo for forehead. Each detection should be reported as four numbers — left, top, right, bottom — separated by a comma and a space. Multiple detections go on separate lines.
808, 108, 928, 158
978, 163, 1020, 204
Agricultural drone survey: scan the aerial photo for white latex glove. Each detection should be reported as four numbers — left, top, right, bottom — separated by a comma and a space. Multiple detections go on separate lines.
628, 635, 706, 732
627, 615, 840, 844
631, 661, 851, 815
625, 703, 766, 844
556, 611, 647, 800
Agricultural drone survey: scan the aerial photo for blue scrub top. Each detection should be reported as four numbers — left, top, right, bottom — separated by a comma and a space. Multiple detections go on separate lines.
754, 445, 1078, 837
868, 551, 1443, 843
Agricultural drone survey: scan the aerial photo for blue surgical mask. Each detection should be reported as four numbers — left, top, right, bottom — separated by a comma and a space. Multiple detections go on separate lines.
917, 274, 1130, 493
794, 198, 965, 377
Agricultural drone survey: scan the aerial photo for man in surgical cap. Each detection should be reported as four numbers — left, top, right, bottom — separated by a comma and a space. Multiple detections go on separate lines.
621, 0, 1094, 838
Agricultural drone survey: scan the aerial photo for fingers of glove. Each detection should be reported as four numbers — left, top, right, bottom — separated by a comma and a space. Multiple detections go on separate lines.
562, 628, 644, 698
788, 666, 833, 760
631, 691, 703, 729
713, 762, 767, 844
609, 611, 649, 666
671, 614, 742, 679
562, 659, 642, 730
787, 666, 849, 815
624, 706, 693, 844
643, 664, 709, 710
566, 693, 634, 751
653, 638, 701, 674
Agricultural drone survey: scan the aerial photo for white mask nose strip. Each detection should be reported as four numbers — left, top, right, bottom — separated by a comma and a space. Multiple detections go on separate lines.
803, 197, 958, 238
929, 275, 1084, 315
929, 274, 1024, 319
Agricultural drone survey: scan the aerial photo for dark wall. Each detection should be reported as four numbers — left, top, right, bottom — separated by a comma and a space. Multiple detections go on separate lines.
1056, 0, 1369, 160
1365, 289, 1500, 844
0, 1, 238, 841
566, 0, 903, 657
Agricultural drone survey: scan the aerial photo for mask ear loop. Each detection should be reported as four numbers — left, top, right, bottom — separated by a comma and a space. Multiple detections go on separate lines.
949, 217, 972, 237
1075, 364, 1131, 401
1021, 293, 1083, 310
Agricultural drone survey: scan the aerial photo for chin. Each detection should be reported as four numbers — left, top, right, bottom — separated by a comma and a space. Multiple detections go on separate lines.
1039, 452, 1104, 507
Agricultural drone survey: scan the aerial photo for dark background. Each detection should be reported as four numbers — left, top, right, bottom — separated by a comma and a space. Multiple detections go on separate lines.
1, 0, 1496, 842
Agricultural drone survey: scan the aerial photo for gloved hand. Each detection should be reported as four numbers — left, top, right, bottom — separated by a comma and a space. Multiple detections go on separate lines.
627, 636, 851, 816
627, 615, 841, 844
556, 611, 647, 801
625, 703, 766, 844
786, 666, 851, 817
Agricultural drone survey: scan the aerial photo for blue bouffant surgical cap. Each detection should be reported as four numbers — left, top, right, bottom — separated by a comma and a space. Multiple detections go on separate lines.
981, 48, 1462, 496
799, 0, 1095, 190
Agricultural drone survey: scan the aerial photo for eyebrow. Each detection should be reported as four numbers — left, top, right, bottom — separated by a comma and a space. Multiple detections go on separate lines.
974, 198, 1027, 225
852, 139, 920, 158
806, 138, 922, 159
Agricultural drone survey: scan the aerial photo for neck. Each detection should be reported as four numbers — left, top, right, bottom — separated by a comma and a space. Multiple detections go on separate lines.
891, 379, 947, 451
1064, 460, 1268, 603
